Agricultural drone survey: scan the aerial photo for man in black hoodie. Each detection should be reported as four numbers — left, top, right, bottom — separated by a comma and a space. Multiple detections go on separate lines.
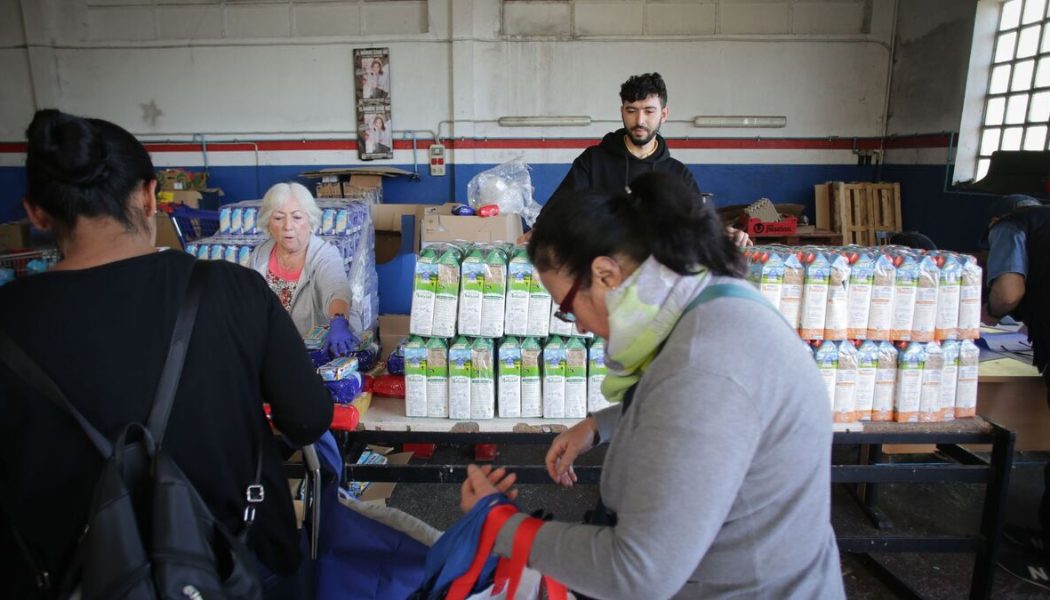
553, 72, 696, 197
544, 72, 748, 245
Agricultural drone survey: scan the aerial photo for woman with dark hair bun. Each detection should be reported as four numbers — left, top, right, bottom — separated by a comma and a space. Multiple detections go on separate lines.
0, 110, 332, 598
458, 172, 845, 599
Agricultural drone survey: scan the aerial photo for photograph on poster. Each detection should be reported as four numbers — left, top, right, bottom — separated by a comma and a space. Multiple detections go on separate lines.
357, 105, 393, 160
354, 48, 390, 101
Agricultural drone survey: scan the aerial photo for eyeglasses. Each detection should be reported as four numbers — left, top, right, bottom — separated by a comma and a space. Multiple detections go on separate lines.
553, 276, 583, 323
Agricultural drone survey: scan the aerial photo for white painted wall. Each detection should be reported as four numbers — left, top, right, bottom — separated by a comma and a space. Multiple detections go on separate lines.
1, 0, 902, 149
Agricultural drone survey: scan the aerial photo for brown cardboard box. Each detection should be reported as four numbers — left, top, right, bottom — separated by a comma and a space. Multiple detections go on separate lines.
379, 314, 410, 361
358, 451, 413, 505
302, 166, 412, 202
157, 190, 203, 209
371, 204, 430, 260
420, 213, 523, 246
154, 213, 183, 249
814, 183, 832, 231
0, 220, 31, 250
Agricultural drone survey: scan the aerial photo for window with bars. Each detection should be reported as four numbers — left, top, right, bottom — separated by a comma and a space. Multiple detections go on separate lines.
977, 0, 1050, 180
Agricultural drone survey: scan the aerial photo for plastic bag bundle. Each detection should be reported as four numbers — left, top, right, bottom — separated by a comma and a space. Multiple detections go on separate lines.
466, 157, 543, 225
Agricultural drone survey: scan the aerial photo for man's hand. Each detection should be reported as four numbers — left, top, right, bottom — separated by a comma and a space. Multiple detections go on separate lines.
460, 464, 518, 513
726, 226, 752, 247
545, 416, 598, 488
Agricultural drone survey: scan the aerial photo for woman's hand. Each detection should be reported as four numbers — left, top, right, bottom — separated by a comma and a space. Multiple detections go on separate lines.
323, 315, 356, 357
545, 417, 598, 488
460, 464, 518, 513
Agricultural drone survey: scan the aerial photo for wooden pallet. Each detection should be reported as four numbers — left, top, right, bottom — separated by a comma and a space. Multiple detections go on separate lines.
815, 182, 902, 246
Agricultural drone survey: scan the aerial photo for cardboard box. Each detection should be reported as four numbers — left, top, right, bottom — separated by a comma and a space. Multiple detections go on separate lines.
814, 183, 832, 231
302, 166, 413, 202
157, 190, 203, 209
0, 220, 31, 251
379, 314, 410, 361
371, 203, 431, 315
157, 168, 208, 191
420, 213, 523, 247
154, 213, 183, 249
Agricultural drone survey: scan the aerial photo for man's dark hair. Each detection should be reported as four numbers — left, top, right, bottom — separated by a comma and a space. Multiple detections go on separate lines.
888, 231, 937, 251
620, 73, 668, 107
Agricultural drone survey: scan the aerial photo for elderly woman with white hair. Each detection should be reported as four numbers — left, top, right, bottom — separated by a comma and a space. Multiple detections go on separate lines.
249, 182, 355, 356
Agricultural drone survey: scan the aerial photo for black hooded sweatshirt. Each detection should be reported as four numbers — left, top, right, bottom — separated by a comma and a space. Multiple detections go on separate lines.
551, 128, 700, 199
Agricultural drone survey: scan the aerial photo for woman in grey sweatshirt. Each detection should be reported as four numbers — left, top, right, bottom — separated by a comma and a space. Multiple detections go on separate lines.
461, 172, 845, 599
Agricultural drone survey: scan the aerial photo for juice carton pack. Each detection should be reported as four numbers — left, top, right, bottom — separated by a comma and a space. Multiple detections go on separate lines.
497, 337, 522, 418
867, 253, 897, 340
448, 337, 473, 420
242, 207, 258, 235
334, 208, 349, 235
527, 266, 553, 338
918, 342, 943, 422
824, 252, 852, 340
549, 300, 573, 337
480, 248, 508, 338
833, 340, 858, 423
425, 337, 449, 418
432, 247, 462, 338
520, 337, 543, 418
799, 251, 831, 340
778, 251, 804, 330
813, 340, 839, 412
958, 256, 983, 339
871, 341, 898, 421
320, 208, 336, 235
542, 336, 567, 419
911, 255, 940, 343
458, 247, 485, 336
410, 247, 438, 336
935, 254, 962, 340
750, 249, 785, 308
404, 336, 428, 417
230, 207, 244, 235
891, 253, 919, 341
846, 251, 875, 339
219, 207, 232, 234
894, 342, 925, 423
588, 337, 610, 413
955, 339, 979, 418
470, 338, 495, 419
318, 356, 360, 381
504, 248, 532, 337
854, 340, 879, 421
939, 340, 960, 422
564, 337, 589, 419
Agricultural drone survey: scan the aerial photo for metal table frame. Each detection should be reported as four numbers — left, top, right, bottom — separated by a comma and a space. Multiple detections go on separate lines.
333, 417, 1015, 600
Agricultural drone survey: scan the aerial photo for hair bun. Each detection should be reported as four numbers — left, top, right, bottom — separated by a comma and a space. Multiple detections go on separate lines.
26, 109, 109, 186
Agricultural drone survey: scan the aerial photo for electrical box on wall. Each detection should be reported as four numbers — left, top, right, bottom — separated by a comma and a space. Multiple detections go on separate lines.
429, 144, 446, 177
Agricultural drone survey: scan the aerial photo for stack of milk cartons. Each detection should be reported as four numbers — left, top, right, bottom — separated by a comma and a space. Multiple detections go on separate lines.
408, 242, 608, 420
745, 244, 982, 424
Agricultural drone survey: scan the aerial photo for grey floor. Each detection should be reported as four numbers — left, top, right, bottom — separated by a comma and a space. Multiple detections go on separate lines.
383, 444, 1050, 599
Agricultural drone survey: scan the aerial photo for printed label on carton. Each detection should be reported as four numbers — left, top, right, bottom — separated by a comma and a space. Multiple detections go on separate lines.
935, 255, 962, 340
425, 338, 449, 418
833, 341, 857, 423
527, 267, 553, 338
432, 249, 462, 338
410, 249, 438, 336
542, 337, 566, 418
470, 338, 495, 419
813, 341, 838, 411
867, 254, 896, 340
778, 253, 804, 329
911, 257, 940, 343
918, 342, 943, 422
894, 342, 924, 422
939, 340, 960, 421
891, 256, 919, 341
448, 337, 472, 420
872, 341, 898, 421
854, 341, 878, 420
955, 339, 979, 417
458, 250, 485, 336
404, 337, 428, 417
504, 249, 532, 337
498, 337, 522, 418
799, 253, 830, 339
564, 338, 588, 419
480, 249, 508, 338
520, 338, 542, 417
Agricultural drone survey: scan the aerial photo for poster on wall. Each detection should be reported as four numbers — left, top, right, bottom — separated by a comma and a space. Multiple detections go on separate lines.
354, 47, 393, 160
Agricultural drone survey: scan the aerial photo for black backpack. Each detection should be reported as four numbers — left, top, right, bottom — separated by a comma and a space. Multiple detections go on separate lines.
0, 262, 264, 600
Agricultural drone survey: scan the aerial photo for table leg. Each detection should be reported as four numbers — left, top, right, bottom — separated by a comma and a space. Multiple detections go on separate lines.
969, 423, 1015, 600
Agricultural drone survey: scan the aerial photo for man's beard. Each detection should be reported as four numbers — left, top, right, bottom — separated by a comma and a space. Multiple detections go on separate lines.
627, 124, 660, 147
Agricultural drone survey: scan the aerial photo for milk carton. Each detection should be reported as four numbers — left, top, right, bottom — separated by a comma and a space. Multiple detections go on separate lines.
813, 340, 838, 412
935, 254, 962, 340
779, 251, 804, 330
799, 252, 831, 340
504, 248, 532, 337
520, 338, 543, 418
940, 340, 960, 422
891, 253, 919, 341
918, 342, 943, 422
867, 253, 897, 340
410, 247, 438, 336
497, 337, 522, 418
320, 208, 336, 235
432, 247, 462, 338
219, 207, 232, 234
894, 342, 924, 422
470, 338, 495, 419
912, 255, 940, 343
458, 248, 485, 337
448, 337, 473, 420
872, 341, 898, 421
242, 207, 259, 235
847, 251, 874, 339
527, 266, 552, 338
855, 340, 878, 421
750, 249, 785, 308
564, 337, 589, 419
425, 337, 449, 418
480, 248, 508, 338
955, 339, 979, 418
824, 252, 851, 340
588, 338, 610, 413
959, 256, 983, 339
833, 340, 858, 423
230, 207, 244, 235
542, 336, 567, 418
404, 336, 428, 417
334, 208, 349, 235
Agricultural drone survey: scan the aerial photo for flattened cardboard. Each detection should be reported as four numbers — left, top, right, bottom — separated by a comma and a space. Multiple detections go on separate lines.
421, 214, 522, 246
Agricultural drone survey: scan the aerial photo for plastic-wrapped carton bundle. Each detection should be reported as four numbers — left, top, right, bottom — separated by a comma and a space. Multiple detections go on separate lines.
410, 247, 439, 336
911, 255, 940, 343
934, 253, 962, 341
520, 337, 543, 417
894, 342, 924, 423
448, 337, 473, 420
497, 337, 522, 418
890, 252, 919, 341
813, 341, 838, 413
457, 248, 485, 336
470, 338, 495, 419
504, 248, 532, 337
542, 336, 567, 418
527, 265, 553, 338
871, 341, 898, 421
432, 247, 462, 338
955, 340, 979, 418
939, 340, 960, 422
867, 253, 897, 340
918, 342, 943, 422
564, 337, 588, 419
588, 338, 610, 413
846, 251, 874, 339
824, 252, 851, 340
404, 336, 428, 417
425, 337, 449, 418
854, 340, 879, 421
958, 256, 983, 339
480, 248, 508, 338
833, 341, 858, 423
799, 250, 831, 340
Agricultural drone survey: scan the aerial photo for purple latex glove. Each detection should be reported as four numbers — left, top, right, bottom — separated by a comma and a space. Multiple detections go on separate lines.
323, 316, 357, 358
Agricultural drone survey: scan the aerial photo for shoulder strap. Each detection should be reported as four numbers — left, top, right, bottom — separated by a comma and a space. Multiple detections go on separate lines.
148, 261, 207, 446
687, 281, 790, 326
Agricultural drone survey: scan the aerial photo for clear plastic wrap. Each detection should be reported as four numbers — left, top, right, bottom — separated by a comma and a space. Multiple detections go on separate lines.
466, 157, 542, 225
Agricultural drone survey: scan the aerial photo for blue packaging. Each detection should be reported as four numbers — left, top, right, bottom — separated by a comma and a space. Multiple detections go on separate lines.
324, 372, 363, 404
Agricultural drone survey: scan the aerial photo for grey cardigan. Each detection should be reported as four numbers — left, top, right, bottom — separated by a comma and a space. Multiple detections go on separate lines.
249, 235, 352, 336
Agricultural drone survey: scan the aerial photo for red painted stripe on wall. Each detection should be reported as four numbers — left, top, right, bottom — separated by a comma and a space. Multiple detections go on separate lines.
0, 134, 952, 154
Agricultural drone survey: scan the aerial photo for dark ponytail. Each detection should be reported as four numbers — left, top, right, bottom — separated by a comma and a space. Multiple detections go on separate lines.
528, 171, 745, 282
25, 109, 155, 239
